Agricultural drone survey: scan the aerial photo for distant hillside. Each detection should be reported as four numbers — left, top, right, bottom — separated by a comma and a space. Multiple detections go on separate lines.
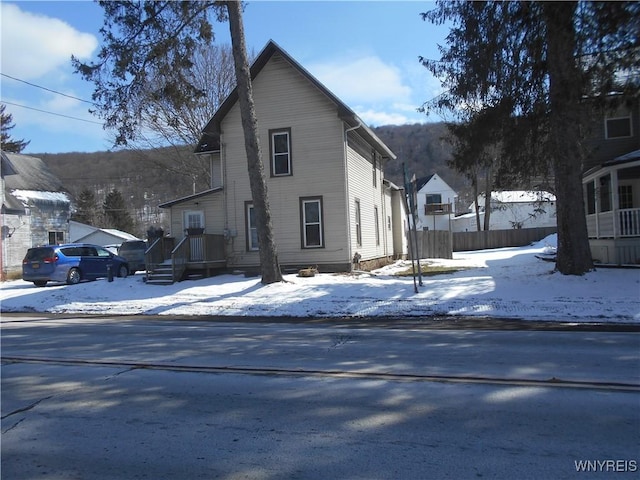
37, 123, 468, 238
373, 122, 463, 190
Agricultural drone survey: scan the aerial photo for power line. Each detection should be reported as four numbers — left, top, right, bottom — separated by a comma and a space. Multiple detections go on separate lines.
1, 100, 104, 125
1, 73, 95, 105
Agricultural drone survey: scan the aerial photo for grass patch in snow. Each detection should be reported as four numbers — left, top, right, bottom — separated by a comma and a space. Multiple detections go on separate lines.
394, 263, 471, 277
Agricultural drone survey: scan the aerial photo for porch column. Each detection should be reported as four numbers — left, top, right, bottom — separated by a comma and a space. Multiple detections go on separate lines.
611, 168, 619, 237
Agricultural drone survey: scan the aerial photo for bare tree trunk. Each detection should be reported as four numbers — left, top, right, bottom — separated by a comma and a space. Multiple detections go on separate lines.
543, 2, 594, 275
483, 167, 492, 231
225, 1, 282, 283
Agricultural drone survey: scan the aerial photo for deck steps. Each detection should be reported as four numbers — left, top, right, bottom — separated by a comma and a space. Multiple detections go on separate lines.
146, 263, 175, 285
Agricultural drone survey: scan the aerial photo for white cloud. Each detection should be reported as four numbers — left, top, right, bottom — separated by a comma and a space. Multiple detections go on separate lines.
308, 55, 412, 105
0, 3, 97, 79
356, 109, 413, 127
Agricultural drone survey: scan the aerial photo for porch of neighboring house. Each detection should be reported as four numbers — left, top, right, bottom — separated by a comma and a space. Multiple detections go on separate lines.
145, 231, 227, 285
583, 152, 640, 266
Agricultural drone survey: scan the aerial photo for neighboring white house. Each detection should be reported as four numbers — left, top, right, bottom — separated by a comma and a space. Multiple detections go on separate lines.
453, 190, 557, 232
413, 174, 457, 231
69, 220, 140, 246
158, 40, 407, 276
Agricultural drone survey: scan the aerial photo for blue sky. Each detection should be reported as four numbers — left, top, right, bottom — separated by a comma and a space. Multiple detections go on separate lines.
1, 1, 448, 154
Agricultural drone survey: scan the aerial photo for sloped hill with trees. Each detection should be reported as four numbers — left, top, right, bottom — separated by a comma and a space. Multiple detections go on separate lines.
37, 123, 467, 238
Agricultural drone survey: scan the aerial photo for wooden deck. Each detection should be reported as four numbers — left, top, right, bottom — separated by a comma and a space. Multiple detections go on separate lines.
145, 234, 227, 284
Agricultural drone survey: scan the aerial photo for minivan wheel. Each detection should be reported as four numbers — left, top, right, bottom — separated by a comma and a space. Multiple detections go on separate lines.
67, 268, 81, 285
34, 280, 47, 287
118, 265, 129, 278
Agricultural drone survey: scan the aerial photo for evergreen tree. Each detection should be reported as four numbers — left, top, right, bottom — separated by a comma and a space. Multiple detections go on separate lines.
1, 104, 30, 153
73, 0, 283, 283
420, 1, 638, 275
72, 188, 101, 226
103, 189, 134, 233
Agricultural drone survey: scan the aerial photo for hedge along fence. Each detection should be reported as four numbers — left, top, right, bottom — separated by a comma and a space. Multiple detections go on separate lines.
412, 226, 557, 259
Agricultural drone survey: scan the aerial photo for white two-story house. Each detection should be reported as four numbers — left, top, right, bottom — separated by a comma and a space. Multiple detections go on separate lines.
413, 174, 457, 231
155, 40, 407, 282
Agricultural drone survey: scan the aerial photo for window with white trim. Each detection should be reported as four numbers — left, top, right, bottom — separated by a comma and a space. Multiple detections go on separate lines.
300, 197, 324, 248
605, 115, 632, 139
245, 202, 259, 251
374, 206, 380, 246
619, 185, 633, 210
48, 231, 64, 245
270, 128, 292, 176
184, 210, 204, 233
355, 199, 362, 246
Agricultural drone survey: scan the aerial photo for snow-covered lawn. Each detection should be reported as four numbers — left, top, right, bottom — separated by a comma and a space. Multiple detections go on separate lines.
1, 235, 638, 323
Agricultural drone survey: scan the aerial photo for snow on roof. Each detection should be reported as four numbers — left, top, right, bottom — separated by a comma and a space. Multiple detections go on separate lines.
11, 189, 71, 204
101, 229, 139, 241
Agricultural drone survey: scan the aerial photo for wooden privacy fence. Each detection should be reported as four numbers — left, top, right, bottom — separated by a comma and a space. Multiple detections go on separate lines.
413, 230, 453, 259
452, 227, 557, 252
412, 226, 557, 258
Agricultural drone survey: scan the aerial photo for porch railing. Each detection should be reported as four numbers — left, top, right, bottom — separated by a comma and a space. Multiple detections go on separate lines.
171, 237, 190, 281
586, 208, 640, 238
145, 234, 226, 283
425, 203, 452, 215
619, 208, 640, 237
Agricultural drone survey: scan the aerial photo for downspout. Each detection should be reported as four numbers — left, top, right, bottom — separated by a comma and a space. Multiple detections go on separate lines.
344, 121, 361, 270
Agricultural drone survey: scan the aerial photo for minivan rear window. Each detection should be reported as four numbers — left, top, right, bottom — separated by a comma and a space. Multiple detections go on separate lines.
119, 241, 146, 252
25, 247, 54, 261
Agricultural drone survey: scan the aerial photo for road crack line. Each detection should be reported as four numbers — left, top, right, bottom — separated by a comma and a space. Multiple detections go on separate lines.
2, 395, 53, 420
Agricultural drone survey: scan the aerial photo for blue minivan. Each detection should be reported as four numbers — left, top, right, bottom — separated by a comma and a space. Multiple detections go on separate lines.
22, 243, 129, 287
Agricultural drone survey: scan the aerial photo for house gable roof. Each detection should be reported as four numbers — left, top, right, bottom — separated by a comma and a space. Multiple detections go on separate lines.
415, 174, 435, 192
2, 152, 66, 192
158, 187, 223, 209
195, 40, 396, 160
415, 174, 456, 195
2, 152, 70, 213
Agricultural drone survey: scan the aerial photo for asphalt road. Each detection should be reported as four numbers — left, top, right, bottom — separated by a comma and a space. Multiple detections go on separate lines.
2, 314, 639, 479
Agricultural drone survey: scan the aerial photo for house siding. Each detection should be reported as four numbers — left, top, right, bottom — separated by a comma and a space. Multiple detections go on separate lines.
583, 100, 640, 171
221, 53, 349, 269
346, 131, 390, 262
168, 192, 225, 238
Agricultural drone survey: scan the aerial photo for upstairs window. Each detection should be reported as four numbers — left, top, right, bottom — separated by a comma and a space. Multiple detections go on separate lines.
270, 128, 292, 176
372, 154, 377, 188
605, 115, 632, 139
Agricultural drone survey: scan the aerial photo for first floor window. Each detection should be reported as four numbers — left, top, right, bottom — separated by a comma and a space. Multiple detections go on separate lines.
374, 206, 380, 246
48, 231, 64, 244
300, 197, 324, 248
245, 202, 259, 251
585, 181, 596, 215
599, 174, 612, 212
619, 185, 633, 210
355, 199, 362, 246
184, 210, 204, 232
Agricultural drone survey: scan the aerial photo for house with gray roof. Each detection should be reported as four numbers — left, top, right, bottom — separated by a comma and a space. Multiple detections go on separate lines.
1, 152, 71, 279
